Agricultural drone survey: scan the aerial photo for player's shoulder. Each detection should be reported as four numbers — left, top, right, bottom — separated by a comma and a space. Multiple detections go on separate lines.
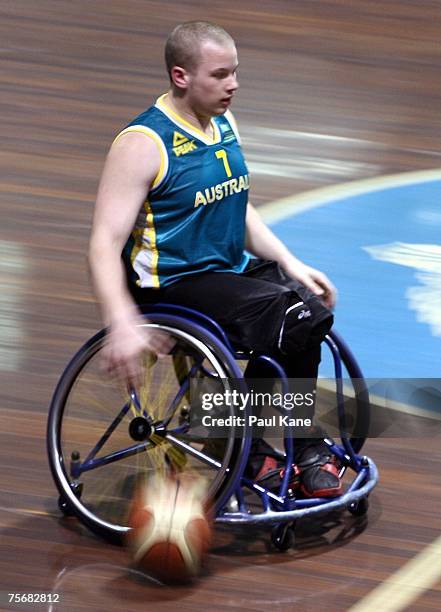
111, 130, 159, 158
104, 129, 162, 190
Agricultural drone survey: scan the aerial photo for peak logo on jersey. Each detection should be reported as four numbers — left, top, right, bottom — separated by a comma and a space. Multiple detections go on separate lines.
173, 131, 188, 146
194, 174, 250, 208
172, 131, 197, 157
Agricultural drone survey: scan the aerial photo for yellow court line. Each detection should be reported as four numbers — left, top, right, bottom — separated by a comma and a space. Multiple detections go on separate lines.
349, 535, 441, 612
259, 167, 441, 224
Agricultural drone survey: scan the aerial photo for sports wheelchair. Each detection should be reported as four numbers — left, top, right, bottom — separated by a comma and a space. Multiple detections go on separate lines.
47, 304, 378, 551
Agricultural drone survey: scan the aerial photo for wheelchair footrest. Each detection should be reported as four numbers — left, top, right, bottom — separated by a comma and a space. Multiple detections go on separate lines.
215, 456, 378, 526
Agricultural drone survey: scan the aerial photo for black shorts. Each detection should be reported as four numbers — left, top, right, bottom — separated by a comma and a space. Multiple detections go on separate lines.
130, 258, 333, 358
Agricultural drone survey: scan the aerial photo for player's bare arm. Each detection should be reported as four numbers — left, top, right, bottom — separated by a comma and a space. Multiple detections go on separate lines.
89, 133, 174, 386
245, 202, 336, 309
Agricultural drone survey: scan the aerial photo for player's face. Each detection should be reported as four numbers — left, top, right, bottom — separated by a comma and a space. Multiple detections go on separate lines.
186, 41, 239, 117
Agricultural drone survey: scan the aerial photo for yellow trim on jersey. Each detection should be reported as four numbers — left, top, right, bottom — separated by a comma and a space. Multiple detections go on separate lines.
131, 199, 160, 289
112, 126, 169, 190
145, 200, 160, 288
155, 94, 221, 145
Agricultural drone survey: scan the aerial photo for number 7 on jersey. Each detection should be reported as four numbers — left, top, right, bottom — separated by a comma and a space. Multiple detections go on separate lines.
215, 149, 232, 178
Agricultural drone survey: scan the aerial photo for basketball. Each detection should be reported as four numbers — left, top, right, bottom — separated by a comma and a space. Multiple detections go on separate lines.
127, 474, 212, 584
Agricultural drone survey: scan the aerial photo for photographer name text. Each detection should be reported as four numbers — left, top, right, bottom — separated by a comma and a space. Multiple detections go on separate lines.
201, 414, 312, 427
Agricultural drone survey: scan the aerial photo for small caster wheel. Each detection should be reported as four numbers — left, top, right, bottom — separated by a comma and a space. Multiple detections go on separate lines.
348, 497, 369, 516
58, 482, 83, 516
271, 523, 295, 551
58, 495, 74, 516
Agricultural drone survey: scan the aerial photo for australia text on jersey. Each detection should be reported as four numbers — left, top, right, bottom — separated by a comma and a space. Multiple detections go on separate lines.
194, 174, 250, 207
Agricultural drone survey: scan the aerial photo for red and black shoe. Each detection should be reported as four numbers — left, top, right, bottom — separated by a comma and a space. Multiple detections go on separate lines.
295, 440, 342, 498
249, 438, 342, 498
253, 455, 283, 490
246, 439, 285, 490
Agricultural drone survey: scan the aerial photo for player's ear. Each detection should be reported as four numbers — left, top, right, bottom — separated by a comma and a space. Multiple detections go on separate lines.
170, 66, 189, 89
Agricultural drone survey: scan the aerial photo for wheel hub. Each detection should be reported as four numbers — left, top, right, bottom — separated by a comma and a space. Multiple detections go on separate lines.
129, 416, 154, 441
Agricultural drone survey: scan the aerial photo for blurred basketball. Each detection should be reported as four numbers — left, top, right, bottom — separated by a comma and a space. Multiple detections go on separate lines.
127, 473, 212, 584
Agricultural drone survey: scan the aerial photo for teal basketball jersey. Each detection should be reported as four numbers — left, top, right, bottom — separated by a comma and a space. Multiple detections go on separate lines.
118, 94, 250, 289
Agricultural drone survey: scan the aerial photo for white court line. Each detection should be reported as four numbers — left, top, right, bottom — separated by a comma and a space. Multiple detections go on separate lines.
348, 535, 441, 611
0, 240, 27, 372
259, 167, 441, 224
317, 379, 441, 422
0, 505, 57, 518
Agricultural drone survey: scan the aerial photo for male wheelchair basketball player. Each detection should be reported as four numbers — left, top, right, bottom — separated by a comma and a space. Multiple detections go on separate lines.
47, 21, 378, 550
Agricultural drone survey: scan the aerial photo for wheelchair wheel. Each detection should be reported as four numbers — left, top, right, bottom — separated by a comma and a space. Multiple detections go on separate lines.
47, 314, 250, 543
271, 522, 295, 551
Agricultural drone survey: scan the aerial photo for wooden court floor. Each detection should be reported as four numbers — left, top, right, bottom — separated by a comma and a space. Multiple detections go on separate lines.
1, 1, 440, 610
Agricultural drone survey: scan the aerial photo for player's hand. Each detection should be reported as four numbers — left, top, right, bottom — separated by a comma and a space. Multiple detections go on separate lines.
285, 261, 337, 309
102, 311, 175, 388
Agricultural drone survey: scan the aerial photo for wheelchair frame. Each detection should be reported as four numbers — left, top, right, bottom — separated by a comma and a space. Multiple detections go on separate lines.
47, 304, 378, 550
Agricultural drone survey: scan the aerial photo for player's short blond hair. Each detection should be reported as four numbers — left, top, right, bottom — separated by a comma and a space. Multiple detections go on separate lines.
165, 21, 235, 78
